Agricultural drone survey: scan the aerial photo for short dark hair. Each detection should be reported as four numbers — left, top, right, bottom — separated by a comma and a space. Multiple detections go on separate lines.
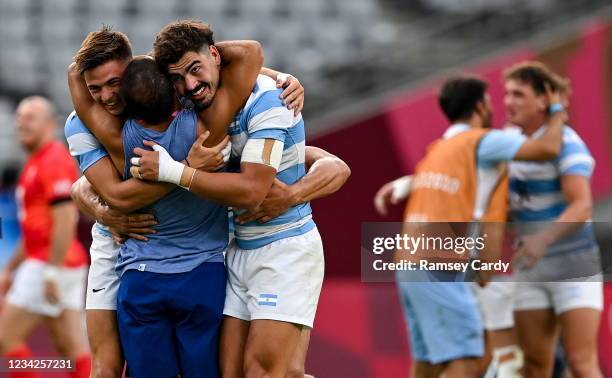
503, 61, 559, 95
73, 25, 132, 74
153, 20, 215, 71
438, 76, 488, 122
120, 57, 175, 125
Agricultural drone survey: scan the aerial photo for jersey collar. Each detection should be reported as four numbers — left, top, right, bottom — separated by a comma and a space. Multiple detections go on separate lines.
443, 123, 471, 140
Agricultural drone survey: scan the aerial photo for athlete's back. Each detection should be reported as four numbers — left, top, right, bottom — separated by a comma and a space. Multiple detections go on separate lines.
118, 109, 228, 275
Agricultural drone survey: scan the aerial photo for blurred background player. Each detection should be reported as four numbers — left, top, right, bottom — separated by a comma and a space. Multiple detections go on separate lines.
505, 62, 604, 378
0, 96, 91, 378
375, 74, 565, 378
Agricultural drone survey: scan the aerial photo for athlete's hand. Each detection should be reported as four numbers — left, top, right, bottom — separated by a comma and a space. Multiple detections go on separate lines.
235, 179, 295, 224
277, 73, 304, 116
0, 269, 12, 297
132, 143, 160, 181
374, 181, 397, 216
545, 83, 568, 123
513, 233, 551, 269
132, 141, 185, 185
108, 228, 126, 244
187, 131, 230, 172
100, 207, 157, 242
44, 279, 60, 304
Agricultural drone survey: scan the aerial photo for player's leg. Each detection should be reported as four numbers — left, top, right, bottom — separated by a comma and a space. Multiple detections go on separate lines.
84, 229, 123, 378
514, 308, 558, 377
116, 269, 180, 378
221, 239, 252, 378
555, 281, 603, 378
44, 265, 91, 378
443, 357, 482, 378
172, 261, 226, 378
474, 281, 522, 377
241, 228, 325, 377
45, 309, 91, 378
244, 319, 301, 377
220, 316, 250, 378
0, 259, 49, 362
285, 328, 311, 378
85, 310, 122, 378
0, 303, 43, 355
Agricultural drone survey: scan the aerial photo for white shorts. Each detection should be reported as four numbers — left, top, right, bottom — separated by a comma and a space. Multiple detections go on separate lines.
514, 279, 603, 314
473, 279, 516, 331
85, 225, 121, 311
513, 250, 603, 314
6, 258, 86, 317
223, 227, 324, 328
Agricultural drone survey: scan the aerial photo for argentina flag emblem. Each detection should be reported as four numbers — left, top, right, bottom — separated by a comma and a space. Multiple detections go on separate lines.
257, 294, 278, 307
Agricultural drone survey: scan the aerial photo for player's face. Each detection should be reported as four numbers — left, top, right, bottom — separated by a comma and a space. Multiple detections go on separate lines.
83, 59, 130, 115
167, 46, 221, 110
15, 102, 49, 150
503, 79, 547, 128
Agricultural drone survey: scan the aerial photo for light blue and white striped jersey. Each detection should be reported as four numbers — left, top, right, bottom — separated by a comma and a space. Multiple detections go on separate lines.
64, 111, 111, 236
509, 125, 597, 255
229, 75, 315, 249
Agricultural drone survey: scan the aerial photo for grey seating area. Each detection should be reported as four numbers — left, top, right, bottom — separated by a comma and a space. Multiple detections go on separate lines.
0, 0, 610, 165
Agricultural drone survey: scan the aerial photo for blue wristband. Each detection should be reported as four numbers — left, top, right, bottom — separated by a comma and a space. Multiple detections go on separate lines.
549, 103, 564, 114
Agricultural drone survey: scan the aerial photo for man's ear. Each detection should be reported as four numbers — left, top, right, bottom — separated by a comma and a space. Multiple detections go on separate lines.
209, 45, 221, 66
535, 93, 548, 112
474, 100, 486, 117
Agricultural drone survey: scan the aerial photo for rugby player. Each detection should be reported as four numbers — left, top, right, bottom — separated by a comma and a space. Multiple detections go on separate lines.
129, 20, 348, 378
374, 75, 565, 377
0, 96, 91, 378
505, 62, 603, 378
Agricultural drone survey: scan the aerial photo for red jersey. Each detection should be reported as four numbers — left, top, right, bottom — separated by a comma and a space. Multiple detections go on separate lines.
16, 140, 87, 267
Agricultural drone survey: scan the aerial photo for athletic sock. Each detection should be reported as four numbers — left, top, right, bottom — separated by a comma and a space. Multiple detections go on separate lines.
4, 345, 38, 378
494, 345, 524, 378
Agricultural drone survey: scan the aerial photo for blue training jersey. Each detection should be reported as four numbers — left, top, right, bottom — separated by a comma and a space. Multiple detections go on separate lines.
117, 109, 228, 275
229, 75, 315, 249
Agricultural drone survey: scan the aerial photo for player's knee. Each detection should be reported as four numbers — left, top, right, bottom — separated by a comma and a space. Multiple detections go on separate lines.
244, 353, 273, 378
565, 349, 599, 378
285, 364, 305, 378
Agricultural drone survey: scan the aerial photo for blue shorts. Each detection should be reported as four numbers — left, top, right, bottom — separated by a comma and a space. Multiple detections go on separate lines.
396, 275, 484, 364
117, 262, 226, 378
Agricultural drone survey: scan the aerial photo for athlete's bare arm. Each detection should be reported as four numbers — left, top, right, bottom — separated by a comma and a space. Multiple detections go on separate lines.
235, 146, 351, 223
43, 201, 79, 303
48, 202, 79, 267
260, 67, 304, 114
185, 161, 277, 210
